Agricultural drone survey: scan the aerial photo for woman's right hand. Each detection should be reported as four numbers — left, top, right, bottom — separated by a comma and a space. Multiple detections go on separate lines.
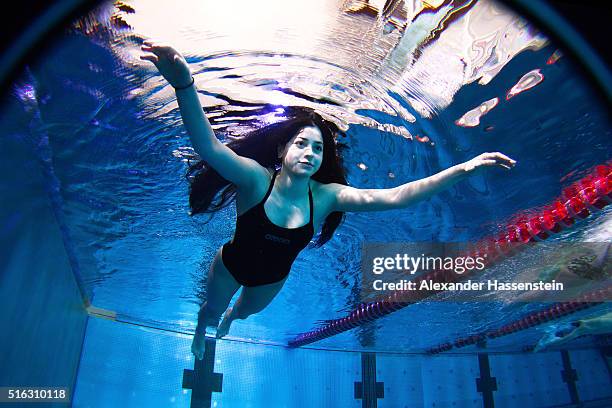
140, 40, 193, 89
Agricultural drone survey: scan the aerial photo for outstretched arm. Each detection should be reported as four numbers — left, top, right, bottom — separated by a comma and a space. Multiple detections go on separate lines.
140, 40, 266, 188
534, 311, 612, 352
533, 321, 584, 352
329, 152, 516, 212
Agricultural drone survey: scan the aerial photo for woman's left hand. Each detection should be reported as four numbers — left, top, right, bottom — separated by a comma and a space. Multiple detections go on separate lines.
462, 152, 516, 174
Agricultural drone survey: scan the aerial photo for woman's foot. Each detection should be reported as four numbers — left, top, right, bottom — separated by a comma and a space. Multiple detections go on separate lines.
191, 331, 206, 360
191, 306, 221, 360
216, 307, 236, 339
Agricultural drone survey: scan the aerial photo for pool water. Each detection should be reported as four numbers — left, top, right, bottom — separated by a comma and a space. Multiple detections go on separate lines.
1, 0, 611, 407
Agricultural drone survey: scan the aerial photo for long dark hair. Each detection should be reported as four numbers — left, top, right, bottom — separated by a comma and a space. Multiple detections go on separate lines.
185, 106, 348, 247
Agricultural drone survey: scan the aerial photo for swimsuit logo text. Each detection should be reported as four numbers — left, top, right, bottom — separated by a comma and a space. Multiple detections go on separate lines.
265, 234, 291, 245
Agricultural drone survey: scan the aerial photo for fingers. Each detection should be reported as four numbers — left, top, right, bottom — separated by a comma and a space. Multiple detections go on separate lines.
139, 53, 159, 63
481, 152, 517, 169
140, 41, 158, 63
496, 152, 516, 166
140, 40, 172, 52
480, 159, 498, 166
142, 39, 167, 48
482, 151, 513, 162
140, 41, 163, 54
141, 43, 158, 55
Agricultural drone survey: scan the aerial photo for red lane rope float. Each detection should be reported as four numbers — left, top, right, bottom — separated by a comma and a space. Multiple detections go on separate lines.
425, 285, 612, 354
289, 162, 612, 348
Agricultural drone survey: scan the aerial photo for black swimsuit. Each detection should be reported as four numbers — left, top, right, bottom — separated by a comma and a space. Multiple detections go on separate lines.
222, 170, 315, 287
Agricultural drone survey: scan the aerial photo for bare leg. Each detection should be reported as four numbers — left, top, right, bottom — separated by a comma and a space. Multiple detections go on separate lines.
191, 247, 241, 359
216, 276, 288, 338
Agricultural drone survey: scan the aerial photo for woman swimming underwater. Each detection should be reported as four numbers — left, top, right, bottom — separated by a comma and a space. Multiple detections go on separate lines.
140, 41, 516, 360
